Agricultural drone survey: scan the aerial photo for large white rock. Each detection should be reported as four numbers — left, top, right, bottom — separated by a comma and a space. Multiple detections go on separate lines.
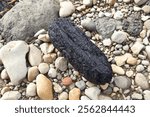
0, 41, 29, 85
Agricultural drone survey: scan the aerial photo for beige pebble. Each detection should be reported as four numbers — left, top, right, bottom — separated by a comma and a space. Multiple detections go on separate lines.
62, 77, 73, 86
58, 92, 69, 100
38, 63, 49, 74
100, 83, 109, 90
111, 64, 125, 75
127, 57, 137, 65
43, 54, 53, 63
38, 34, 50, 42
28, 66, 39, 82
36, 74, 53, 100
69, 88, 81, 100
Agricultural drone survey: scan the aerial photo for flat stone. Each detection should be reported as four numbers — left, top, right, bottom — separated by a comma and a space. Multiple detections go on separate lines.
38, 63, 49, 74
131, 41, 144, 55
114, 54, 129, 66
1, 91, 21, 100
28, 44, 42, 66
114, 76, 131, 89
69, 88, 81, 100
58, 92, 68, 100
0, 41, 28, 85
36, 74, 53, 100
28, 66, 39, 82
26, 83, 36, 97
111, 64, 125, 75
0, 0, 59, 41
85, 87, 101, 100
59, 1, 75, 17
111, 31, 127, 43
135, 73, 149, 90
55, 57, 68, 71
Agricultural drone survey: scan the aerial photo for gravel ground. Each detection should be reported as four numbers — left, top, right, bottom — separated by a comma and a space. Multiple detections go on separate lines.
0, 0, 150, 100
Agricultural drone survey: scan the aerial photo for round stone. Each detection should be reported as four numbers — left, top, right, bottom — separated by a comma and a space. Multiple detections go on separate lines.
136, 65, 145, 72
38, 63, 49, 74
102, 39, 112, 46
48, 68, 57, 78
83, 0, 93, 7
143, 90, 150, 100
127, 57, 137, 65
142, 5, 150, 14
43, 54, 53, 64
1, 69, 9, 80
62, 77, 73, 86
1, 91, 21, 100
26, 83, 36, 97
53, 82, 63, 93
111, 64, 125, 75
114, 76, 131, 89
144, 20, 150, 30
114, 11, 123, 19
58, 92, 68, 100
81, 18, 96, 31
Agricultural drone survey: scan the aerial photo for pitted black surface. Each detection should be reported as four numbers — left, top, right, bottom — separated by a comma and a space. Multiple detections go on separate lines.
48, 18, 112, 84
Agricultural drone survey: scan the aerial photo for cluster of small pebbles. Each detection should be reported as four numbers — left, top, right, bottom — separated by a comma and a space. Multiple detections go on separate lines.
0, 0, 150, 100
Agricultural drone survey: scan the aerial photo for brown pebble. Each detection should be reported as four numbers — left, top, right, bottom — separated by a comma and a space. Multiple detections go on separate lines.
28, 66, 39, 82
43, 54, 53, 63
62, 77, 73, 86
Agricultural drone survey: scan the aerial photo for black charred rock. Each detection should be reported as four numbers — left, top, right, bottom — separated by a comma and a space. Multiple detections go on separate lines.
48, 18, 112, 85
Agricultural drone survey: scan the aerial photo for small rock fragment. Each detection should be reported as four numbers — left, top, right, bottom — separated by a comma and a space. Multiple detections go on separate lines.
55, 57, 68, 71
69, 88, 81, 100
26, 83, 36, 97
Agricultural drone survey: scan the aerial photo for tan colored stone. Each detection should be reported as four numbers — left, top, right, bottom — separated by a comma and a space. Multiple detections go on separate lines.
28, 66, 39, 82
111, 64, 125, 75
127, 57, 137, 65
36, 74, 53, 100
43, 54, 53, 63
100, 83, 109, 90
62, 77, 73, 86
38, 34, 50, 42
1, 87, 10, 95
69, 88, 81, 100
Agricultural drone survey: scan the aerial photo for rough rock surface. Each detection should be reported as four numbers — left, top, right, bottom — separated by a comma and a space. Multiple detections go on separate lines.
0, 0, 59, 42
48, 18, 112, 84
122, 13, 143, 36
95, 17, 122, 38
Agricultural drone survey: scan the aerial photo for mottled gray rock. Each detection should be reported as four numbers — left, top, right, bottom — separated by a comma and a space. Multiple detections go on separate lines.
114, 76, 131, 89
0, 0, 59, 41
95, 17, 122, 38
111, 31, 127, 43
122, 13, 143, 36
75, 80, 86, 90
81, 18, 96, 31
0, 41, 29, 85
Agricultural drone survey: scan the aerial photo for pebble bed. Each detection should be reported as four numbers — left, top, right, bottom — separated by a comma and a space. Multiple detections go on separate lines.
0, 0, 150, 100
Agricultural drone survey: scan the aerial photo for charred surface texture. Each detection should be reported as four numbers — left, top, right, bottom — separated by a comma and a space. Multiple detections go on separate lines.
48, 18, 112, 84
